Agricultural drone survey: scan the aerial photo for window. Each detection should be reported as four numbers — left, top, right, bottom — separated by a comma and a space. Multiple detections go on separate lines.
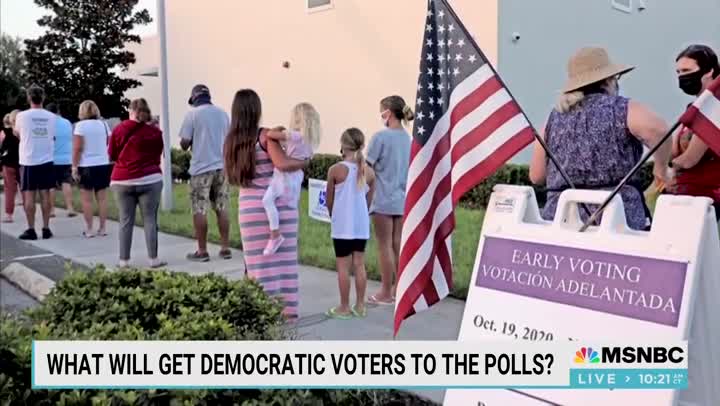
307, 0, 333, 13
611, 0, 632, 13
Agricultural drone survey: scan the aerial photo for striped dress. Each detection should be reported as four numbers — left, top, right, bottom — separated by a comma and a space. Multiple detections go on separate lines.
238, 135, 299, 320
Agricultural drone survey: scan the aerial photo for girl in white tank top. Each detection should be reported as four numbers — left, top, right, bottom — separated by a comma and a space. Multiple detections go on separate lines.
325, 128, 375, 319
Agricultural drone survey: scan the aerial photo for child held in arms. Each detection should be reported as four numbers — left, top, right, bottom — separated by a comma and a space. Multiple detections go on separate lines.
262, 103, 321, 255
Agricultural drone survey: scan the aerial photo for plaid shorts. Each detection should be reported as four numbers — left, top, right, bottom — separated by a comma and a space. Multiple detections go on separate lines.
190, 170, 229, 215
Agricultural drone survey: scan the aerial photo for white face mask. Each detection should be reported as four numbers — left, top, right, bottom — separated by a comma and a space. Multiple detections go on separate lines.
380, 109, 390, 127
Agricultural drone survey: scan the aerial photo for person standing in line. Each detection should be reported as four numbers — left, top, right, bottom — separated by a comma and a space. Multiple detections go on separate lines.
366, 95, 414, 306
529, 47, 672, 230
46, 103, 77, 218
1, 111, 21, 222
224, 89, 306, 321
72, 100, 112, 237
109, 98, 166, 268
14, 85, 56, 240
325, 128, 375, 319
179, 84, 232, 262
669, 44, 720, 222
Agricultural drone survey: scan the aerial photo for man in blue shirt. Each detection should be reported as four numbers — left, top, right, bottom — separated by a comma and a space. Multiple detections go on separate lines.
47, 103, 77, 217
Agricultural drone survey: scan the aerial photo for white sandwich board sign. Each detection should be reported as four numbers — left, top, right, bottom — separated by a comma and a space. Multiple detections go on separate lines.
445, 186, 720, 406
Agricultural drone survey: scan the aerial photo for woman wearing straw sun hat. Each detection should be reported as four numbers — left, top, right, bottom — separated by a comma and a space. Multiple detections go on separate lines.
529, 47, 672, 230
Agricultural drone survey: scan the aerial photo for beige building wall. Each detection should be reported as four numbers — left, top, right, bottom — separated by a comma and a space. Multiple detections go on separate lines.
124, 35, 162, 124
159, 0, 498, 152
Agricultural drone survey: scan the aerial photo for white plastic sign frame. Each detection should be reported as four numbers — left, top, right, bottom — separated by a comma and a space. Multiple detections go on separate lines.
308, 178, 331, 223
445, 186, 720, 406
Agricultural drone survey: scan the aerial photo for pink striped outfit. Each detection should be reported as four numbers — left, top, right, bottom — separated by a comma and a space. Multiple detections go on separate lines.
238, 132, 299, 319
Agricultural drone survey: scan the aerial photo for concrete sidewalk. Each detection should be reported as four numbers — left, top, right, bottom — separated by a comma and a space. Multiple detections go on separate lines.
0, 193, 465, 342
1, 193, 467, 402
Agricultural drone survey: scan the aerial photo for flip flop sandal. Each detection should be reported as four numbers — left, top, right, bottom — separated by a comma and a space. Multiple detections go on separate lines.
368, 294, 394, 306
82, 231, 95, 238
326, 307, 353, 320
352, 306, 367, 318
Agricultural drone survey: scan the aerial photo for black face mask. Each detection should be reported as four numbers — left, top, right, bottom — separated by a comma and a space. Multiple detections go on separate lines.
678, 70, 707, 96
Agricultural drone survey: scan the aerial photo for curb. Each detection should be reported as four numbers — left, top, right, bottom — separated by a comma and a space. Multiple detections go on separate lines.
0, 262, 55, 301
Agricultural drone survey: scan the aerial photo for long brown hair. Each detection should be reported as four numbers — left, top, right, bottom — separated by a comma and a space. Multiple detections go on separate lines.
340, 128, 366, 188
224, 89, 262, 187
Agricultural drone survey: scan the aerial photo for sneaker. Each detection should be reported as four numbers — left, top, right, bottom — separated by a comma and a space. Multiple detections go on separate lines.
19, 229, 37, 240
186, 251, 210, 262
219, 249, 232, 260
42, 228, 53, 239
263, 236, 285, 256
149, 259, 168, 269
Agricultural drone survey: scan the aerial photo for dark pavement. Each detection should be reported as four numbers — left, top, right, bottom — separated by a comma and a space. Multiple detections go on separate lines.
0, 231, 84, 280
0, 230, 86, 314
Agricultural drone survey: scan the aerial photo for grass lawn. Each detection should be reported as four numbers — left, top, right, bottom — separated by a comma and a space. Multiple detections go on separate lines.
56, 184, 484, 299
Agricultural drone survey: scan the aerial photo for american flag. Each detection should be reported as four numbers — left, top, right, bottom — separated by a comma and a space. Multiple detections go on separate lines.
394, 0, 535, 335
679, 75, 720, 156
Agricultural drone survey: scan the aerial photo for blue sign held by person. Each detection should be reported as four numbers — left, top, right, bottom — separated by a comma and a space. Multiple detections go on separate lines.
308, 179, 331, 223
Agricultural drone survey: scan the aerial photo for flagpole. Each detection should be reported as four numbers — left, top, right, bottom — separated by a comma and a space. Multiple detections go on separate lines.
578, 121, 681, 232
440, 0, 595, 221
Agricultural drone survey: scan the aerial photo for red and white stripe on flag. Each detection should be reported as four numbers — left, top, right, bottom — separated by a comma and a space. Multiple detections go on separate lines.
393, 65, 534, 335
679, 75, 720, 156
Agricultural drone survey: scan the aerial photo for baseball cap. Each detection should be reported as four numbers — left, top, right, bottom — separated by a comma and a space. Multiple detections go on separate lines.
188, 84, 210, 105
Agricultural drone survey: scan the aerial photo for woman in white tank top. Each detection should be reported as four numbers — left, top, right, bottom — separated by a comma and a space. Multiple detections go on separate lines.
325, 128, 375, 319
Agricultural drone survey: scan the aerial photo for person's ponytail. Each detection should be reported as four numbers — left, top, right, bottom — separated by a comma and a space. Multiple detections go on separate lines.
355, 149, 365, 188
340, 127, 367, 189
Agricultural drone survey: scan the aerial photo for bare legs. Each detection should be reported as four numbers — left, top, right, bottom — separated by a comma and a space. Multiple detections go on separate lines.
334, 251, 367, 316
80, 188, 108, 235
371, 214, 401, 302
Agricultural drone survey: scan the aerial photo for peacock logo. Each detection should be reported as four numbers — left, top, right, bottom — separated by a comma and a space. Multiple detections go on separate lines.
574, 347, 600, 364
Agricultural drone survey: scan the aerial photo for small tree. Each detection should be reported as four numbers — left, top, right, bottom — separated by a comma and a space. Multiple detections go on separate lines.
0, 34, 27, 116
24, 0, 151, 120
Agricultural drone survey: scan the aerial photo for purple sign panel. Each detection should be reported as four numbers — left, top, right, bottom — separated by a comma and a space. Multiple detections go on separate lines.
476, 237, 688, 327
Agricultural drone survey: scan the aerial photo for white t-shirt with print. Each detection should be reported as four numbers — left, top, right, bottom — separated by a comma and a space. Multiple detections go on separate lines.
74, 119, 110, 167
15, 108, 56, 166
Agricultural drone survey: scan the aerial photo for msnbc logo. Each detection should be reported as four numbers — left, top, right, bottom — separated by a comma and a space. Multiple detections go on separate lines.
575, 347, 600, 364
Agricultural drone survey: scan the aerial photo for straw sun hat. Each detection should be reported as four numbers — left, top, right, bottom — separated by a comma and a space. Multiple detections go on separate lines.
563, 47, 635, 93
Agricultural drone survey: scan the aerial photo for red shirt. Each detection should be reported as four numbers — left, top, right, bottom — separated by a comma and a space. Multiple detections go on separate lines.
108, 120, 163, 181
673, 126, 720, 203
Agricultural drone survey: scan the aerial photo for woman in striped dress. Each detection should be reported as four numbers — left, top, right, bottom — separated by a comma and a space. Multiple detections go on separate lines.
224, 89, 307, 320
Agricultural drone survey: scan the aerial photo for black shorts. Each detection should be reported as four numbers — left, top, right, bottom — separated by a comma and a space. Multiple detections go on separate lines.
78, 165, 111, 191
53, 164, 73, 187
333, 239, 368, 258
20, 162, 55, 192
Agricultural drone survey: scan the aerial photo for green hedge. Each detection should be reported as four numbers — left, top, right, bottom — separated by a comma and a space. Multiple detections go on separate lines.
170, 148, 192, 182
303, 154, 342, 186
0, 268, 438, 406
171, 148, 655, 209
300, 154, 655, 209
